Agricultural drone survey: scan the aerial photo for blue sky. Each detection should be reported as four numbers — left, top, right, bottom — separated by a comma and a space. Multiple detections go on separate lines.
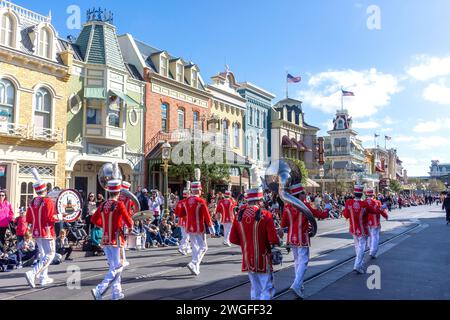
16, 0, 450, 176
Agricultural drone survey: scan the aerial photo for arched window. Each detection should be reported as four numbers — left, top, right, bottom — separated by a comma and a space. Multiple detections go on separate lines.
0, 79, 15, 124
38, 28, 51, 59
0, 14, 14, 47
193, 111, 200, 130
233, 123, 240, 148
35, 88, 52, 129
161, 103, 168, 132
178, 108, 185, 129
222, 119, 229, 147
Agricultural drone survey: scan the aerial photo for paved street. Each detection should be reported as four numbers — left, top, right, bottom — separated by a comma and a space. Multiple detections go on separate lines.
0, 204, 447, 300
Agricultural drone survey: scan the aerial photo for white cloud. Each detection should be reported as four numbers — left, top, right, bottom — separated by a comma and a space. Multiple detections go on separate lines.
401, 157, 431, 177
353, 120, 381, 129
298, 68, 402, 118
423, 81, 450, 105
381, 128, 393, 133
406, 55, 450, 81
413, 118, 450, 133
411, 136, 450, 151
383, 116, 395, 125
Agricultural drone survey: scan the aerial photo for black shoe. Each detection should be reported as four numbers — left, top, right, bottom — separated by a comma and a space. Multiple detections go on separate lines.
65, 258, 73, 261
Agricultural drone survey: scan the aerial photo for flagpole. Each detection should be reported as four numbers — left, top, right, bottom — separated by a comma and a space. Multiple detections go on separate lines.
286, 71, 289, 99
341, 87, 344, 111
385, 136, 387, 150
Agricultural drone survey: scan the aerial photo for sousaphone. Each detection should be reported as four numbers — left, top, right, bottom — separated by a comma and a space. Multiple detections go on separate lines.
98, 162, 143, 217
264, 159, 318, 237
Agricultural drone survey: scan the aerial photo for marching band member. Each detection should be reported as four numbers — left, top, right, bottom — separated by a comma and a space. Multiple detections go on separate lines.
216, 188, 237, 247
230, 187, 280, 300
365, 188, 388, 259
90, 179, 133, 300
343, 185, 370, 274
24, 169, 61, 288
178, 170, 215, 276
175, 185, 191, 256
119, 181, 135, 268
281, 184, 329, 299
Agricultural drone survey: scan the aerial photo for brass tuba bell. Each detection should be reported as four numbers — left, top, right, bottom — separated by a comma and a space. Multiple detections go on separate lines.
264, 159, 318, 237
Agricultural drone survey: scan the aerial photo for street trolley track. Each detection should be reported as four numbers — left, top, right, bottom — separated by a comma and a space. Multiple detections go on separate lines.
3, 242, 237, 300
197, 221, 422, 300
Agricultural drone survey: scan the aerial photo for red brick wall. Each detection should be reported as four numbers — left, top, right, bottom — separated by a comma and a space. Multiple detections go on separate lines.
143, 73, 211, 186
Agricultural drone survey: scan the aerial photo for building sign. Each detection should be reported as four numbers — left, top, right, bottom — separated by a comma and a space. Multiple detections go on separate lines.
87, 144, 124, 158
48, 189, 82, 223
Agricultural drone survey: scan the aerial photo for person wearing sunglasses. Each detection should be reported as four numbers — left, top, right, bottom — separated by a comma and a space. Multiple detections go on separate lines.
0, 190, 14, 254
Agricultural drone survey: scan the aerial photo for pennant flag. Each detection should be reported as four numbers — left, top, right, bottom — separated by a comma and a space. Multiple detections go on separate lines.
374, 134, 380, 138
342, 90, 355, 97
287, 74, 302, 83
385, 136, 392, 141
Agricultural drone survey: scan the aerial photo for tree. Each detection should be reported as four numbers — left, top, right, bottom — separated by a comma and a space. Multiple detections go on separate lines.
287, 158, 309, 185
428, 179, 446, 193
389, 180, 402, 193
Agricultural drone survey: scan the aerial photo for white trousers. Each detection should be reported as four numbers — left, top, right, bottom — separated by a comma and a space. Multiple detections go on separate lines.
248, 272, 275, 300
32, 238, 56, 281
292, 247, 310, 290
96, 246, 124, 297
223, 223, 232, 244
189, 233, 208, 273
179, 227, 191, 252
353, 236, 368, 270
368, 227, 380, 256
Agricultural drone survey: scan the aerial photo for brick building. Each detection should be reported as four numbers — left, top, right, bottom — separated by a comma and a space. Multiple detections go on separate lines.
118, 34, 212, 192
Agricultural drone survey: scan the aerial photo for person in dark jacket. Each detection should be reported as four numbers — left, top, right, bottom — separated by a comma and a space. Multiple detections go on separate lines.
442, 192, 450, 225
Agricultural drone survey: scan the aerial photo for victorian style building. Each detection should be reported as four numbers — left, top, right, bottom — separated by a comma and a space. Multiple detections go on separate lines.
64, 10, 146, 197
271, 98, 320, 182
205, 68, 251, 192
237, 81, 275, 184
321, 109, 379, 189
118, 33, 212, 193
0, 1, 72, 209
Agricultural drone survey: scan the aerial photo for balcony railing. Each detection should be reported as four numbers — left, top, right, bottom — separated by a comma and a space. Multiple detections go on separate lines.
0, 123, 63, 143
85, 124, 126, 143
0, 0, 51, 24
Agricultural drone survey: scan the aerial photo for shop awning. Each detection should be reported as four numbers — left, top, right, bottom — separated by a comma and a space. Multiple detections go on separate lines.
282, 136, 294, 148
291, 138, 305, 151
298, 140, 312, 152
110, 90, 146, 111
375, 164, 385, 173
84, 87, 107, 99
305, 178, 320, 188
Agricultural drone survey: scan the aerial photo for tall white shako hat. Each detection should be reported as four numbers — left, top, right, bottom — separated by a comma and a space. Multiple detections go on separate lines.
354, 184, 364, 195
224, 183, 232, 197
106, 179, 122, 193
245, 187, 264, 202
31, 168, 47, 194
365, 188, 375, 197
290, 183, 306, 196
191, 169, 202, 195
121, 181, 131, 191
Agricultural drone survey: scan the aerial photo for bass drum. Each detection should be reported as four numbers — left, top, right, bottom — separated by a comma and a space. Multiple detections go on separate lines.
47, 189, 83, 223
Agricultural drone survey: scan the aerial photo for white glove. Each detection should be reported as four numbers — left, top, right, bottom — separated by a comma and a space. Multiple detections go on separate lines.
57, 213, 64, 221
325, 204, 332, 210
209, 227, 215, 235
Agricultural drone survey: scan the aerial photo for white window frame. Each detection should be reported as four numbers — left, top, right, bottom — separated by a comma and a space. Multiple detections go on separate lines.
160, 56, 168, 77
34, 87, 52, 130
0, 13, 15, 48
0, 78, 15, 124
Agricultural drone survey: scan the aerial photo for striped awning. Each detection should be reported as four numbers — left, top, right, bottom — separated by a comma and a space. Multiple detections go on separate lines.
84, 87, 107, 99
110, 90, 146, 111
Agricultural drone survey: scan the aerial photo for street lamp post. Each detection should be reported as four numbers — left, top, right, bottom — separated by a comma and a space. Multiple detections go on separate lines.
161, 141, 172, 220
319, 166, 325, 195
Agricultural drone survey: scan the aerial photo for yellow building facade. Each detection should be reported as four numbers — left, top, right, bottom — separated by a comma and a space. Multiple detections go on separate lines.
0, 2, 72, 211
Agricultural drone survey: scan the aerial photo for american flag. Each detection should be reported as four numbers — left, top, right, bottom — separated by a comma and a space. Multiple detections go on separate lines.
287, 74, 302, 83
342, 90, 355, 97
385, 136, 392, 141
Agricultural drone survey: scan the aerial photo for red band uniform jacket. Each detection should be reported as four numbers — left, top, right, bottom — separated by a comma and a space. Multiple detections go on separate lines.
91, 200, 133, 247
216, 198, 237, 224
229, 205, 280, 273
281, 202, 328, 247
26, 197, 57, 239
178, 196, 213, 234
